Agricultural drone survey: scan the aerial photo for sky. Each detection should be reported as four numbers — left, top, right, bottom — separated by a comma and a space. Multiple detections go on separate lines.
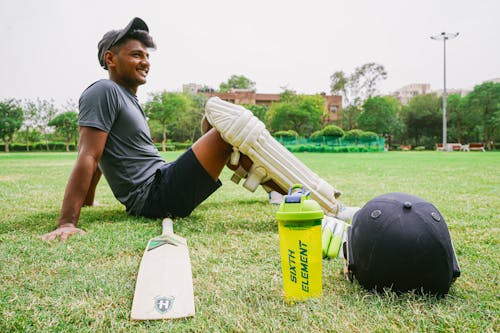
1, 0, 499, 108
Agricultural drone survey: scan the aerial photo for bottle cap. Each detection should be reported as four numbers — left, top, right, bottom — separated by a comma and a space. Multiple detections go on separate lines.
276, 184, 324, 221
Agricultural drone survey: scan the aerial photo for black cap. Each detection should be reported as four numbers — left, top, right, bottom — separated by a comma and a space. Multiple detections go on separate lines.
346, 192, 460, 296
97, 17, 149, 70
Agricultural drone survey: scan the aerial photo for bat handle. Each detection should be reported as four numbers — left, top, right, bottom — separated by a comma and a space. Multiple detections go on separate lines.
162, 218, 174, 235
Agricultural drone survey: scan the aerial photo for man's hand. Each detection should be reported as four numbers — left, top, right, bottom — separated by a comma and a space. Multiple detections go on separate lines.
42, 224, 87, 242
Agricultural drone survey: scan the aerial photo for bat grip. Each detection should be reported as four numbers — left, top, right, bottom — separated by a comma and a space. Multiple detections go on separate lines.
162, 218, 174, 235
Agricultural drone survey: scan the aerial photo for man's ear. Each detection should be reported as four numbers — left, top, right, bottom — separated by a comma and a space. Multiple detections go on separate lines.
104, 50, 116, 69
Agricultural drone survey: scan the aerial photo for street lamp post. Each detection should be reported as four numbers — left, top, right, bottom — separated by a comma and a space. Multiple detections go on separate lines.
431, 32, 459, 151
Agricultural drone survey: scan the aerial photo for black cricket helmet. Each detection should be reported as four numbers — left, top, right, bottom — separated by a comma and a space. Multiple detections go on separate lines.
345, 192, 460, 296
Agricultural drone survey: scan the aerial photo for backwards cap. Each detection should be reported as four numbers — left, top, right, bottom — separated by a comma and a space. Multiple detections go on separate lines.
97, 17, 149, 69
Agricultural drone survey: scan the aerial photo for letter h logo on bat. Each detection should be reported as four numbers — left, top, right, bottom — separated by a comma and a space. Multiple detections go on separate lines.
154, 296, 175, 314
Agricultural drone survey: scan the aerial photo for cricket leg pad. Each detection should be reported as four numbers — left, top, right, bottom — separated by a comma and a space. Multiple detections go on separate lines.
205, 97, 342, 216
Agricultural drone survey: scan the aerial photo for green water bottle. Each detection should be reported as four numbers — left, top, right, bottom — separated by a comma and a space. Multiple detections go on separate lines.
276, 184, 324, 301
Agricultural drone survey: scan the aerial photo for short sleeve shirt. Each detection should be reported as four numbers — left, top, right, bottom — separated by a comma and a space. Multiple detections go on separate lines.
78, 79, 165, 214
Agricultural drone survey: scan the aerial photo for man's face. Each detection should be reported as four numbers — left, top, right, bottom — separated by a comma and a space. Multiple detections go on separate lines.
106, 39, 150, 91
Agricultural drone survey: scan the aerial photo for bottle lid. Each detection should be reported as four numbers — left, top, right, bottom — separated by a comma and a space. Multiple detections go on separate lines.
276, 184, 324, 221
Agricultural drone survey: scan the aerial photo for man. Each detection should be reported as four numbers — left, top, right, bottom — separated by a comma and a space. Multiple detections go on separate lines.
43, 18, 355, 249
42, 18, 234, 241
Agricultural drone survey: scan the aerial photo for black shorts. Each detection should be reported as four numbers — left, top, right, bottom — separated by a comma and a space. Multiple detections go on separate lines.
140, 148, 222, 219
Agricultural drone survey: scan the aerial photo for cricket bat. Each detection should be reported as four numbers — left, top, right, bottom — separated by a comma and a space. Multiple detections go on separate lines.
130, 218, 195, 320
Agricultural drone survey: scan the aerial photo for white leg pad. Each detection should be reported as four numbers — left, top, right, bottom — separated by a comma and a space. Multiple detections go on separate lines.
205, 97, 342, 216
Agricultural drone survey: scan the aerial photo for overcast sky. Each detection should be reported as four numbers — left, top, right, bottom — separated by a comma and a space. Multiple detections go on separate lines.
1, 0, 499, 107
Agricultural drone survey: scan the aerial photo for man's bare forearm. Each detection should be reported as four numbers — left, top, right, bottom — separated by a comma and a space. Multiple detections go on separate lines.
58, 154, 99, 228
83, 168, 102, 206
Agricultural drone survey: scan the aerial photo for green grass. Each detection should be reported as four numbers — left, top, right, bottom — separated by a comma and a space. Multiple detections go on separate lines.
0, 151, 498, 332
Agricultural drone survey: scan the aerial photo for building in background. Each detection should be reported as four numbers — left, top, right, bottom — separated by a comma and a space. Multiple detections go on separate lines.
486, 77, 500, 83
182, 83, 203, 94
392, 78, 500, 105
205, 90, 280, 106
433, 88, 471, 97
182, 84, 343, 123
206, 90, 342, 123
392, 83, 431, 105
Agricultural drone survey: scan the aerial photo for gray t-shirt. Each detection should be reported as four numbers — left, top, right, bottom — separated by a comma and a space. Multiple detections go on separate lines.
78, 79, 165, 214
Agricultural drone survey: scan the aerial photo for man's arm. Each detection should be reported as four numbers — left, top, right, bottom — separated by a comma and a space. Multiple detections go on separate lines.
42, 126, 108, 241
83, 167, 102, 206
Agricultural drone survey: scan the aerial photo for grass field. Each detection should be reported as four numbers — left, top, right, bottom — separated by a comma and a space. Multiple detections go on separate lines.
0, 151, 498, 332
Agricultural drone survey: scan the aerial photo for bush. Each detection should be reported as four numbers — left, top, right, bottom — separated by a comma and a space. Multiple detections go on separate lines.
360, 131, 379, 140
321, 125, 344, 138
154, 143, 176, 151
344, 129, 364, 141
0, 142, 76, 152
310, 130, 323, 141
309, 126, 344, 145
154, 141, 192, 151
274, 130, 299, 138
414, 146, 426, 151
347, 146, 368, 152
410, 136, 440, 150
174, 141, 192, 150
285, 143, 383, 153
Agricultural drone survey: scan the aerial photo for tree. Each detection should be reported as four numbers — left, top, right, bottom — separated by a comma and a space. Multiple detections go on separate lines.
330, 62, 388, 107
48, 111, 78, 152
464, 82, 500, 150
0, 99, 24, 152
329, 71, 348, 101
145, 92, 191, 151
401, 94, 442, 147
23, 98, 58, 151
341, 105, 362, 130
174, 93, 206, 142
22, 99, 40, 151
359, 96, 404, 147
14, 129, 42, 145
219, 75, 256, 92
447, 93, 477, 143
243, 104, 268, 123
61, 100, 79, 147
266, 93, 324, 136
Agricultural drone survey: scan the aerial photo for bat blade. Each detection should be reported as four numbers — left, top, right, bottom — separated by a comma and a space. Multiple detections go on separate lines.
130, 219, 195, 320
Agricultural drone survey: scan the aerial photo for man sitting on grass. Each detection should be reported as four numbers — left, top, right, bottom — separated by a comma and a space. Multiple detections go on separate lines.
42, 17, 354, 243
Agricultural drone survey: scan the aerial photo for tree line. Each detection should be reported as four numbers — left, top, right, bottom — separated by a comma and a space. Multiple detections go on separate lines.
355, 82, 499, 150
1, 67, 499, 152
0, 98, 80, 152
